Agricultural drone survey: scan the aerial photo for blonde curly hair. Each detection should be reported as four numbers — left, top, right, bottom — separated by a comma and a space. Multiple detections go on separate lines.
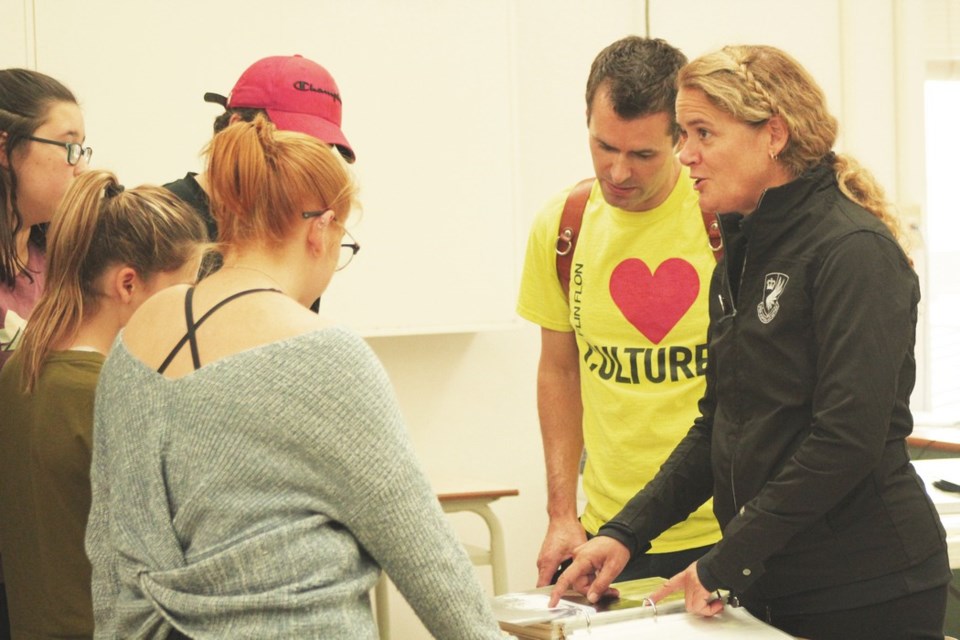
678, 45, 908, 252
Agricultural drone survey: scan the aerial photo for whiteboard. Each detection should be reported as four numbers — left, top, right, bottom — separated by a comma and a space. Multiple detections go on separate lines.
30, 0, 520, 336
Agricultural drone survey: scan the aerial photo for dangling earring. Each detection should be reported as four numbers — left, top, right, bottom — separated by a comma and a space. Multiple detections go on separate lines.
769, 151, 779, 161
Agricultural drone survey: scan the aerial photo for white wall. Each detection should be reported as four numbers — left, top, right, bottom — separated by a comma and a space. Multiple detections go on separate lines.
4, 1, 927, 638
0, 0, 31, 68
27, 1, 529, 335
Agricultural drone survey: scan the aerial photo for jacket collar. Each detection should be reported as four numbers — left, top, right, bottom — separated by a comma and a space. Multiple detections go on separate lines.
749, 161, 835, 221
714, 158, 835, 241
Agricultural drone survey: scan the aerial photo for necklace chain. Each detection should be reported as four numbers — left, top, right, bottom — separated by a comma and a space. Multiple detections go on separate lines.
221, 265, 284, 290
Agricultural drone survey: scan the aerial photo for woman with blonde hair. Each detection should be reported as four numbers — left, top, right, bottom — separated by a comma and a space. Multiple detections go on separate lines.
85, 117, 504, 639
550, 45, 949, 640
0, 170, 207, 639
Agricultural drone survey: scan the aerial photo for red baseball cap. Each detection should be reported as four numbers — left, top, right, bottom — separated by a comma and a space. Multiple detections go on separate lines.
205, 54, 355, 163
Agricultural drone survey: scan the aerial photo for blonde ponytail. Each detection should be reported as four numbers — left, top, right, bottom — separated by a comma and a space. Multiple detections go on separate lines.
19, 171, 119, 392
18, 170, 208, 392
832, 154, 908, 256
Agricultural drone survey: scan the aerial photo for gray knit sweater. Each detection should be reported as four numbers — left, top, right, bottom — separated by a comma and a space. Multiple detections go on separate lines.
86, 327, 503, 639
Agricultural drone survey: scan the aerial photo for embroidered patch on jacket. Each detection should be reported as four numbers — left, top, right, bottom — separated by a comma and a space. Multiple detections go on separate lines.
757, 272, 789, 324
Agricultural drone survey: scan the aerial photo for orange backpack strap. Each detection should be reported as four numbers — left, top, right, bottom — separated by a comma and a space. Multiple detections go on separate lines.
556, 180, 722, 297
556, 178, 595, 299
702, 209, 724, 263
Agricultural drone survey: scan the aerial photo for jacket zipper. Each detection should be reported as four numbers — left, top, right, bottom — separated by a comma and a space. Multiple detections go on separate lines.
724, 189, 768, 515
717, 216, 741, 511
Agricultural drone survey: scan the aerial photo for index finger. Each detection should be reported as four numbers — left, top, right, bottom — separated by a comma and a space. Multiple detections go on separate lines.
647, 579, 681, 604
548, 569, 577, 607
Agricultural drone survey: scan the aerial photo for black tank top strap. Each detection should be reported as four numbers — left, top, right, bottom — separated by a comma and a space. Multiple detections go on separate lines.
156, 287, 282, 374
182, 286, 200, 370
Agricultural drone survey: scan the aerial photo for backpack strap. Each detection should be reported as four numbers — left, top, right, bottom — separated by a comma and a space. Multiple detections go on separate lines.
555, 178, 595, 299
555, 179, 724, 298
702, 209, 724, 263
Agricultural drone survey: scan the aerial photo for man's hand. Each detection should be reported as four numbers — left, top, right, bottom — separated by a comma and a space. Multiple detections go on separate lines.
547, 536, 629, 606
536, 517, 588, 587
535, 327, 585, 588
648, 561, 724, 617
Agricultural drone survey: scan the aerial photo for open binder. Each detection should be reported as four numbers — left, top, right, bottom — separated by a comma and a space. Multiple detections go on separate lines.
492, 578, 795, 639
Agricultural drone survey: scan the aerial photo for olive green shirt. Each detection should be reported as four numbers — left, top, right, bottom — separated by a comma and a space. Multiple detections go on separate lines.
0, 349, 103, 639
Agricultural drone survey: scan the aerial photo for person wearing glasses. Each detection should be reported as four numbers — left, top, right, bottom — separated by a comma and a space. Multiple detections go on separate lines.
85, 116, 503, 639
164, 54, 355, 283
0, 170, 207, 640
0, 68, 91, 367
0, 67, 90, 640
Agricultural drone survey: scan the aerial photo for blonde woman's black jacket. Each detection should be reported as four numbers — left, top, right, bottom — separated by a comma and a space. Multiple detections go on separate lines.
599, 163, 950, 614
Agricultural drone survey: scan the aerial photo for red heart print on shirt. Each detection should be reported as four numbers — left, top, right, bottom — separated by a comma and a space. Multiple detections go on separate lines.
609, 258, 700, 344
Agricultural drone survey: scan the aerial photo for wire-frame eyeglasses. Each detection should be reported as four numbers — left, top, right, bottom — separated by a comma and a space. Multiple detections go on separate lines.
302, 210, 361, 271
26, 135, 93, 166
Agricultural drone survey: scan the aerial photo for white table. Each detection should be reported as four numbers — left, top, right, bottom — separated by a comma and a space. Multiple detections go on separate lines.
912, 457, 960, 568
908, 424, 960, 455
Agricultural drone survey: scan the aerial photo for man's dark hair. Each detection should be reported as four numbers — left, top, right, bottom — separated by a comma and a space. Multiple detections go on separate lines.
585, 36, 687, 141
212, 107, 269, 134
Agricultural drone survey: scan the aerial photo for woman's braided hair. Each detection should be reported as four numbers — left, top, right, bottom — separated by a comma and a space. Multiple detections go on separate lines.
678, 45, 908, 251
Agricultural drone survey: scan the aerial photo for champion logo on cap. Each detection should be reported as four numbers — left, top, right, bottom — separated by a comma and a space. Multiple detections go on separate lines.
292, 80, 341, 103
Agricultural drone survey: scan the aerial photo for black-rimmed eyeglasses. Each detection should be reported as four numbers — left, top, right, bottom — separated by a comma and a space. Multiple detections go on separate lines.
302, 211, 361, 270
26, 135, 93, 166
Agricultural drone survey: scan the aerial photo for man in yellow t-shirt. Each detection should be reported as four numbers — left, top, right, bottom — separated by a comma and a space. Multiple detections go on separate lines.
517, 36, 721, 587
